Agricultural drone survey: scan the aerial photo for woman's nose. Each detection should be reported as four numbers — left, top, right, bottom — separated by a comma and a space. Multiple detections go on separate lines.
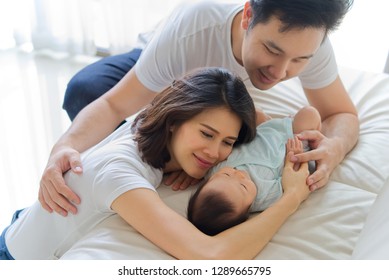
205, 142, 220, 159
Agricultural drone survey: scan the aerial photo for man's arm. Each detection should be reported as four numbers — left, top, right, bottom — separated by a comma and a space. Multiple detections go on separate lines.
39, 69, 157, 216
293, 75, 359, 190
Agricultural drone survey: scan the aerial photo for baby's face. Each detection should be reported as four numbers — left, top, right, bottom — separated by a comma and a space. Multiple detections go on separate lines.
204, 167, 257, 213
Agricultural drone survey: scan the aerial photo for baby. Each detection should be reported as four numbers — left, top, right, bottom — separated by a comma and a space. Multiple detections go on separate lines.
187, 106, 321, 235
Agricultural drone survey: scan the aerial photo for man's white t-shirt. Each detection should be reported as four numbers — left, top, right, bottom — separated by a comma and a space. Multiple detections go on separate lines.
135, 1, 338, 93
5, 121, 163, 259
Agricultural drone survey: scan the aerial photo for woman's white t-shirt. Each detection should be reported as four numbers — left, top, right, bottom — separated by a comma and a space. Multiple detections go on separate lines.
5, 121, 163, 259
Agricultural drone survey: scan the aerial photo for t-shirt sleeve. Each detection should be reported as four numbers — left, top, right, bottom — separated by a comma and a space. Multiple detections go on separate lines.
134, 5, 187, 92
298, 37, 339, 89
134, 1, 230, 92
92, 152, 161, 212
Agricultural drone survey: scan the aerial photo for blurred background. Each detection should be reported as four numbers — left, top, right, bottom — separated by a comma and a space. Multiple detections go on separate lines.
1, 0, 388, 229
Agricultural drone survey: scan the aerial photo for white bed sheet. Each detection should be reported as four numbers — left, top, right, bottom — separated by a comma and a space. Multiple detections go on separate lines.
61, 67, 389, 260
351, 177, 389, 259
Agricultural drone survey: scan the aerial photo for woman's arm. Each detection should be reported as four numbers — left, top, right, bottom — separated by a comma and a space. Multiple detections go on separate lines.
111, 152, 310, 260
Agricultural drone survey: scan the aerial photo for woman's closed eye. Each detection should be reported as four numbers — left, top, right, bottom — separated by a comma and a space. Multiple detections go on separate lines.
201, 130, 213, 138
223, 140, 234, 147
201, 131, 234, 146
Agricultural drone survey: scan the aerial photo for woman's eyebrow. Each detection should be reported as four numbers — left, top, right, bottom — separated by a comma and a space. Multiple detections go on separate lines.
200, 123, 238, 140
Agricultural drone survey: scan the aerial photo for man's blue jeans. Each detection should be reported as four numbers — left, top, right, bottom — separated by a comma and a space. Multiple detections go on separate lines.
63, 48, 142, 120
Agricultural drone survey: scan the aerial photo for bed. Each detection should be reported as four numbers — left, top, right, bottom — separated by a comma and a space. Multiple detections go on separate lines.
60, 66, 389, 260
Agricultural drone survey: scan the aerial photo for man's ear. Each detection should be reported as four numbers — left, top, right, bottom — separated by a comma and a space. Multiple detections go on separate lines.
241, 1, 253, 30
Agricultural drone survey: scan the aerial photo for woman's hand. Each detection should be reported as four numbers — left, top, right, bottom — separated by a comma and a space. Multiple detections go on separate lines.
282, 150, 311, 206
163, 171, 202, 191
38, 146, 82, 216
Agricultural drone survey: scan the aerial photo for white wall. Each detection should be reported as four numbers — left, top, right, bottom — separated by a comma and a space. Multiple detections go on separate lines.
329, 0, 389, 73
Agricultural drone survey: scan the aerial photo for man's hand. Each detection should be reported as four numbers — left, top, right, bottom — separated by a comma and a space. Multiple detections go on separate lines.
38, 147, 82, 216
291, 130, 343, 191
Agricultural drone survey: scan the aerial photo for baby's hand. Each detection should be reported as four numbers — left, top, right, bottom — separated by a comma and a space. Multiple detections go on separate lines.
282, 151, 310, 204
287, 136, 304, 154
286, 136, 304, 170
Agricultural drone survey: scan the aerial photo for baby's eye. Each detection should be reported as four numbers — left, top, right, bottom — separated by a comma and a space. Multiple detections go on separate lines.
223, 173, 230, 177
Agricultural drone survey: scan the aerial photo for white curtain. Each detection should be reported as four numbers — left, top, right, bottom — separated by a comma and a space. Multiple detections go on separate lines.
1, 0, 191, 55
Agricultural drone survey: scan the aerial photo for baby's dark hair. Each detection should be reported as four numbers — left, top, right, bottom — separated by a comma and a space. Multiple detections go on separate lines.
187, 184, 250, 236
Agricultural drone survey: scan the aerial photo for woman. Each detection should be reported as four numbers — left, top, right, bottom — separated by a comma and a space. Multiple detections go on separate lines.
1, 67, 310, 260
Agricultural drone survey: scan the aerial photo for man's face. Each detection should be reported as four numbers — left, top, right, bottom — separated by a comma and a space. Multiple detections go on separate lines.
241, 15, 325, 90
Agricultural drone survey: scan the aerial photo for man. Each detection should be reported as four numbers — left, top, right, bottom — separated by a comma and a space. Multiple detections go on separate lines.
39, 0, 359, 216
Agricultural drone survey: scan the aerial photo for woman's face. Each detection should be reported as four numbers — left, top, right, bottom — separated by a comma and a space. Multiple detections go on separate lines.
166, 107, 242, 179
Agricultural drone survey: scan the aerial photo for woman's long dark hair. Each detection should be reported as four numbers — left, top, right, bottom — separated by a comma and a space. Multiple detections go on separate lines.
132, 67, 256, 169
